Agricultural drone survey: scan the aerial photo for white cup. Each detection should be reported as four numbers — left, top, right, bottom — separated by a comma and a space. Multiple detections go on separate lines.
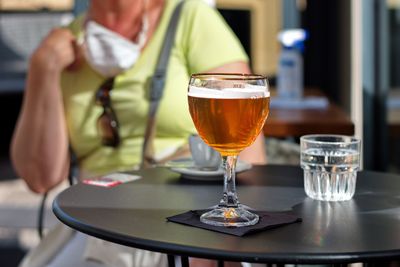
189, 135, 221, 170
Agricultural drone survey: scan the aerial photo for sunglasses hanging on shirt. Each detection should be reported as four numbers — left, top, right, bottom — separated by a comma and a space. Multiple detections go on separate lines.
95, 78, 120, 147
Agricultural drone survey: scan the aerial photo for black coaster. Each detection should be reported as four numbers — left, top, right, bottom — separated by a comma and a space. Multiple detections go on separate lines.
167, 209, 302, 236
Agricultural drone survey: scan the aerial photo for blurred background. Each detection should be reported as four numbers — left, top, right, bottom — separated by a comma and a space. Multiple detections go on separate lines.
0, 0, 399, 266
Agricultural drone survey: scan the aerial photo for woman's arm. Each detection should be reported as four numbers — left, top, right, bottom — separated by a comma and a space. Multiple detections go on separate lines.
11, 29, 79, 193
205, 61, 267, 165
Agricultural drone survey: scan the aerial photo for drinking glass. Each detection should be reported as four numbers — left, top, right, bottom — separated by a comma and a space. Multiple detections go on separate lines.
188, 73, 270, 227
300, 135, 361, 201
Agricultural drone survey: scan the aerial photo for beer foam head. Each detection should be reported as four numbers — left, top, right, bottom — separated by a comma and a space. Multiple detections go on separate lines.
188, 85, 269, 99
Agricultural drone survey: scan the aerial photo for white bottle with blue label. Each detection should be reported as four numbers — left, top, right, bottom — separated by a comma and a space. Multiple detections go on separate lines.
277, 29, 306, 100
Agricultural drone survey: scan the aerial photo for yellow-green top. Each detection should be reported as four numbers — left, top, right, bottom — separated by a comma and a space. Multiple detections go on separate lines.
61, 0, 248, 176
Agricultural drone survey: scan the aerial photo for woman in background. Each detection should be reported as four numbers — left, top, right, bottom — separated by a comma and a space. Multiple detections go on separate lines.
12, 0, 266, 266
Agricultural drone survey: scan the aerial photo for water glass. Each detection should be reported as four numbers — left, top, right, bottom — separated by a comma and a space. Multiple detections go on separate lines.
300, 135, 361, 201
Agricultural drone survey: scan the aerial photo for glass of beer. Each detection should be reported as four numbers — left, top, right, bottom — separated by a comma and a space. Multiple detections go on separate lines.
188, 73, 270, 227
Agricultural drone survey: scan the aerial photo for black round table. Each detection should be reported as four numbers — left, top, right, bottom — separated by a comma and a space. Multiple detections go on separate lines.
53, 165, 400, 265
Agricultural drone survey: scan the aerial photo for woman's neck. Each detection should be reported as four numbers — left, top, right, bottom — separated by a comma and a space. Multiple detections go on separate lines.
88, 0, 165, 43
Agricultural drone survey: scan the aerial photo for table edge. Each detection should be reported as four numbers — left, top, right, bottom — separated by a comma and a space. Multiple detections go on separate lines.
52, 193, 400, 264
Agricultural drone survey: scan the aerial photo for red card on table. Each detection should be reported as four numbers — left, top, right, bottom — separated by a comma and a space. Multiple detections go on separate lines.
83, 173, 141, 188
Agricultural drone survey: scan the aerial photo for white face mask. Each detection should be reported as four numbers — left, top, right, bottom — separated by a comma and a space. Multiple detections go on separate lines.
82, 17, 148, 77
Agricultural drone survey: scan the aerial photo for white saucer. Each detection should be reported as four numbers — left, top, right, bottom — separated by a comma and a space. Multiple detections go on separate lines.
169, 159, 252, 181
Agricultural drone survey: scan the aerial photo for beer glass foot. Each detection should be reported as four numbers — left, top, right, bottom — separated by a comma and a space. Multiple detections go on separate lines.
200, 205, 259, 227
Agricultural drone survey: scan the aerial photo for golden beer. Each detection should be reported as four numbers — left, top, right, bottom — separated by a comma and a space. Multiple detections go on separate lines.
188, 74, 269, 227
188, 95, 270, 156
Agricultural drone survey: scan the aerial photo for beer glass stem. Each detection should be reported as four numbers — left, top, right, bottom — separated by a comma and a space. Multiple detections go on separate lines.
220, 155, 239, 207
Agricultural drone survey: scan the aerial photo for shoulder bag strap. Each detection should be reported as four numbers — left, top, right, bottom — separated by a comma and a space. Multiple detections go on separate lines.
141, 0, 185, 169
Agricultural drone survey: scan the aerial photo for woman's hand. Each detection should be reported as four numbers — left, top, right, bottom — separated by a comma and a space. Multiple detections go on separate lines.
31, 28, 81, 73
